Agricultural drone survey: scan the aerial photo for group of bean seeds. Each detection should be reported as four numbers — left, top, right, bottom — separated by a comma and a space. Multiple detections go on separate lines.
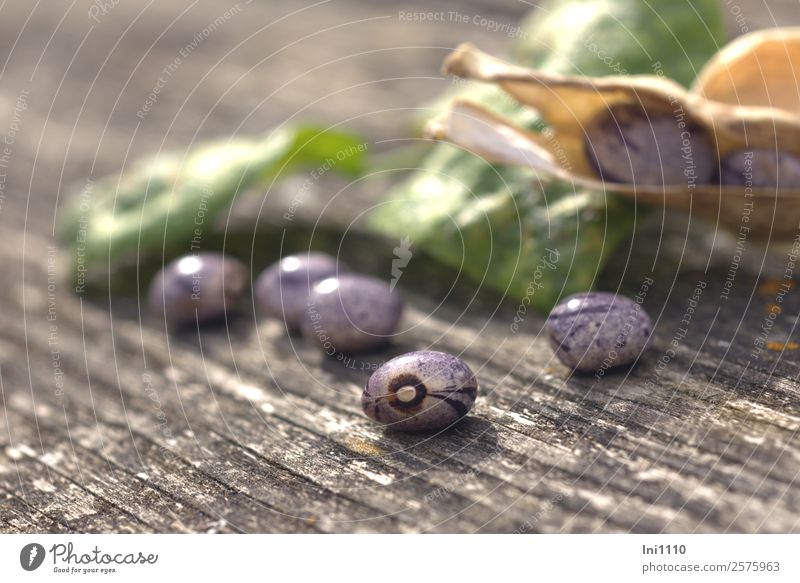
148, 252, 653, 432
148, 251, 478, 432
589, 105, 800, 188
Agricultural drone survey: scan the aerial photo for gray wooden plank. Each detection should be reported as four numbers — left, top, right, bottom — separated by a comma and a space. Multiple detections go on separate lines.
0, 487, 73, 533
1, 224, 798, 532
0, 446, 152, 533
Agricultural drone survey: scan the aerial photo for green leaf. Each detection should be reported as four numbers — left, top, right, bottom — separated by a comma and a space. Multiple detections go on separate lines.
368, 0, 726, 311
59, 125, 367, 284
513, 0, 726, 86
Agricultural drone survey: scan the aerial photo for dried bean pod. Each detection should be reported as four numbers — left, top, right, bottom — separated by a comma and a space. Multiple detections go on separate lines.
430, 33, 800, 239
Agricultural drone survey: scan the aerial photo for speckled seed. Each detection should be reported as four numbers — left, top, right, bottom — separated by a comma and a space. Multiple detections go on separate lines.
546, 292, 652, 373
586, 105, 715, 187
301, 274, 403, 353
148, 253, 247, 328
255, 252, 343, 331
719, 149, 800, 188
362, 351, 478, 432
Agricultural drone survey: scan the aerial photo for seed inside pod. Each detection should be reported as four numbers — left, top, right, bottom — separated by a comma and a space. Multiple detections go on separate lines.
719, 149, 800, 188
585, 105, 716, 188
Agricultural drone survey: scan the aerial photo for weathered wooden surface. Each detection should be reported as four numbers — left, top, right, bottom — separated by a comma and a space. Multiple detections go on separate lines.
1, 0, 799, 533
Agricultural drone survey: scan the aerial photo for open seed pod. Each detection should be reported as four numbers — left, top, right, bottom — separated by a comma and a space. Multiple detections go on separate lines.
429, 31, 800, 239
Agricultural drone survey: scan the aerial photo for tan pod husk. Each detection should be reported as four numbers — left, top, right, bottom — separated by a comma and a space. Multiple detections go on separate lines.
430, 31, 800, 239
693, 27, 800, 113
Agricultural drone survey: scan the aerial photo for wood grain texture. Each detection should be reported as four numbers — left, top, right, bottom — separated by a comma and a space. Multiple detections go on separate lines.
0, 0, 799, 533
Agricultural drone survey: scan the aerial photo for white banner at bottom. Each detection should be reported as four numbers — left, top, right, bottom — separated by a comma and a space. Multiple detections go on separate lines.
0, 534, 797, 582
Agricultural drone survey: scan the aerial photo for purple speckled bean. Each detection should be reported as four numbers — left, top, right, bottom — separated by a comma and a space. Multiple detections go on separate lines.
719, 149, 800, 188
546, 292, 652, 373
301, 274, 403, 354
149, 253, 247, 329
255, 252, 343, 331
587, 105, 715, 187
362, 351, 478, 432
